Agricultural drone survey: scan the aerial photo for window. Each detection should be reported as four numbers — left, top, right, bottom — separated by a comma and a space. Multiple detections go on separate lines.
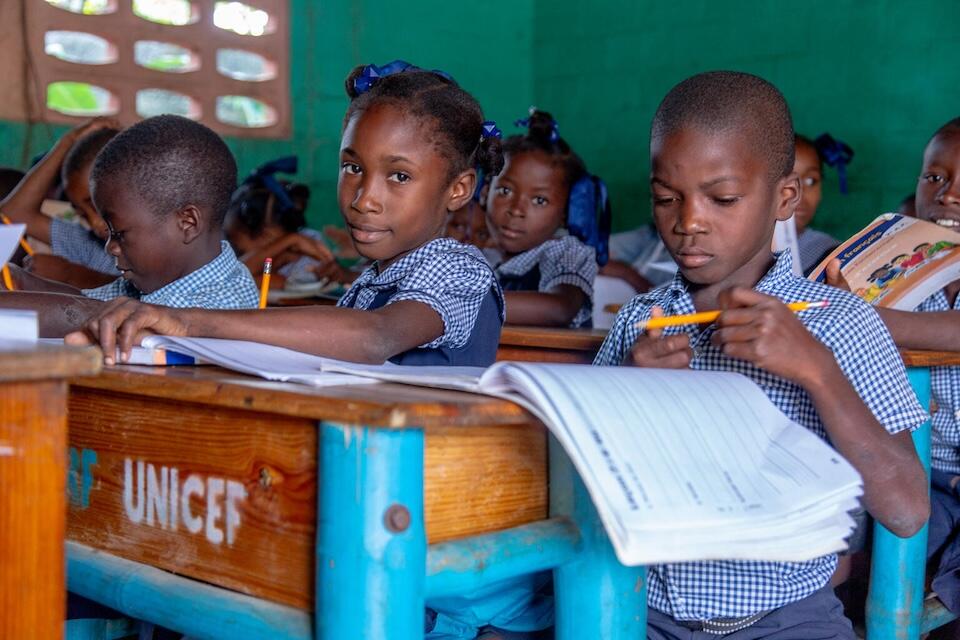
27, 0, 290, 138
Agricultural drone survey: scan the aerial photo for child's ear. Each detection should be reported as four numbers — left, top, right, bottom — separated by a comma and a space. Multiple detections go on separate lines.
175, 204, 204, 243
445, 169, 477, 212
775, 173, 802, 222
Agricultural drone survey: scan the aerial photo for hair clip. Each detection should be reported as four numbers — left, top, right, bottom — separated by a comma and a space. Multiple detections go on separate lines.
814, 133, 854, 194
246, 156, 298, 214
513, 113, 560, 143
481, 121, 502, 140
354, 60, 455, 95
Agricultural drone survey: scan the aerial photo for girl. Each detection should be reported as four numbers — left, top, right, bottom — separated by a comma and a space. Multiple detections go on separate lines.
1, 117, 120, 287
486, 110, 601, 328
793, 134, 844, 274
69, 61, 548, 640
69, 63, 507, 369
225, 157, 354, 287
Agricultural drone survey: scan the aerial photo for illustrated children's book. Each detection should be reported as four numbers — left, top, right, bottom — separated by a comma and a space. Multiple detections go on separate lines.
809, 214, 960, 310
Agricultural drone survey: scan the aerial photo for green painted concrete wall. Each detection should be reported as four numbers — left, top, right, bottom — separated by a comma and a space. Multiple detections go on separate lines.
0, 0, 534, 228
2, 0, 956, 241
533, 0, 960, 239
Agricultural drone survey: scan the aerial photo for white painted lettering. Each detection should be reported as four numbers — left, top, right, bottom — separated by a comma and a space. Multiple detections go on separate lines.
146, 464, 168, 528
225, 480, 246, 545
123, 459, 145, 523
181, 475, 204, 534
205, 477, 225, 544
169, 467, 179, 530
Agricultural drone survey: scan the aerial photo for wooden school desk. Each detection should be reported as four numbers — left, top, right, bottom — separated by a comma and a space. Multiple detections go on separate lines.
0, 342, 100, 640
64, 365, 644, 639
497, 326, 606, 364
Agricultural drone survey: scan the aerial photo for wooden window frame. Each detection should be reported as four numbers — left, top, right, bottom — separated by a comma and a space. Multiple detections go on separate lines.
25, 0, 291, 139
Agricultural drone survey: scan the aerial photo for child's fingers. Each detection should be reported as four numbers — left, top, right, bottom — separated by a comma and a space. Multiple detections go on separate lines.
645, 306, 664, 340
64, 330, 94, 346
711, 323, 761, 346
825, 259, 851, 292
717, 286, 775, 310
714, 307, 758, 327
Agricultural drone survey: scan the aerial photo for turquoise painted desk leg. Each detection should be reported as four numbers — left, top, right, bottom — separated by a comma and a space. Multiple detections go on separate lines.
316, 422, 425, 640
549, 436, 646, 639
866, 367, 931, 640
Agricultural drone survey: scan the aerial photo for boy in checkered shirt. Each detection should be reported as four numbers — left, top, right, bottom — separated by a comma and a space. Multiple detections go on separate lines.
595, 71, 928, 639
2, 115, 258, 335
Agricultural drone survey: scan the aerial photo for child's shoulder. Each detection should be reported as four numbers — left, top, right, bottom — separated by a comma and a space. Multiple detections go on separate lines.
395, 237, 494, 283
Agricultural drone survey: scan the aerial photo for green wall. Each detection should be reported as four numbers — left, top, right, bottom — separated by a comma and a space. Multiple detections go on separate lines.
2, 0, 956, 241
0, 0, 534, 228
532, 0, 960, 239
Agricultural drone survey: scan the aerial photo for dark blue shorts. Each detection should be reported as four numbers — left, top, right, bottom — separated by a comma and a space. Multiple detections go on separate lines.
927, 469, 960, 613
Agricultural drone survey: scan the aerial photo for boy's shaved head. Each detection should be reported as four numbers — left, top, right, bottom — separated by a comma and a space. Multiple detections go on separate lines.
651, 71, 795, 182
91, 115, 237, 224
932, 117, 960, 140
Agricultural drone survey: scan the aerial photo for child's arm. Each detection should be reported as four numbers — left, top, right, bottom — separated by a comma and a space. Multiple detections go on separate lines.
599, 260, 653, 293
0, 291, 105, 337
0, 118, 115, 244
713, 287, 928, 537
7, 263, 85, 295
240, 233, 335, 277
66, 298, 445, 365
504, 286, 586, 326
25, 254, 115, 289
877, 308, 960, 352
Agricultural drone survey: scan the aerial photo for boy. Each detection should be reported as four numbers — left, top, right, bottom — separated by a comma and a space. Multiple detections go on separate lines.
1, 115, 258, 335
859, 117, 960, 613
596, 71, 928, 639
1, 118, 120, 286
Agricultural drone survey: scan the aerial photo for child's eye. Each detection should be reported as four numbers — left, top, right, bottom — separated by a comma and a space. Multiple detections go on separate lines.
713, 197, 741, 206
653, 196, 677, 206
109, 230, 124, 243
495, 186, 511, 197
803, 177, 819, 187
341, 162, 362, 175
923, 173, 944, 184
532, 196, 549, 206
389, 172, 411, 184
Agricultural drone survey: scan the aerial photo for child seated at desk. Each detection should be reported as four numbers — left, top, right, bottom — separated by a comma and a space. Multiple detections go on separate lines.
68, 60, 547, 640
596, 71, 928, 640
0, 118, 120, 288
793, 134, 842, 274
849, 116, 960, 616
225, 157, 356, 288
485, 109, 601, 328
1, 115, 259, 335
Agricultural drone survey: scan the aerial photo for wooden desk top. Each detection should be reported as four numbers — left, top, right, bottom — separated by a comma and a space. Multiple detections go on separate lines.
0, 342, 101, 382
69, 364, 531, 428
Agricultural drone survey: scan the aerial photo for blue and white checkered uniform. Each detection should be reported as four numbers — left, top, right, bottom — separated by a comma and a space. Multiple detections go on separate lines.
277, 227, 329, 285
594, 250, 927, 621
338, 237, 504, 350
491, 234, 597, 328
917, 290, 960, 474
49, 217, 117, 275
82, 241, 258, 309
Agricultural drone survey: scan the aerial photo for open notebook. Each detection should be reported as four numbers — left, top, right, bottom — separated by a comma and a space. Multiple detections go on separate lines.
104, 336, 862, 566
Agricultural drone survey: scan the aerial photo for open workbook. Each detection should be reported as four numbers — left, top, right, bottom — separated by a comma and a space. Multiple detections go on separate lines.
809, 213, 960, 309
111, 335, 862, 566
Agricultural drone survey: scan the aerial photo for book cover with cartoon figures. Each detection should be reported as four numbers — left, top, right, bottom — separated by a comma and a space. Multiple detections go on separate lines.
809, 214, 960, 310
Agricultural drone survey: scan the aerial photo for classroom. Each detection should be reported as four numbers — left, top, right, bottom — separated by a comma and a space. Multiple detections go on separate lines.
1, 1, 960, 639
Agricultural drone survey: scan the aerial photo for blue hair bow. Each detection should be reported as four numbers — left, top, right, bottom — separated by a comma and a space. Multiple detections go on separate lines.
354, 59, 454, 95
567, 175, 611, 266
246, 156, 298, 214
814, 133, 854, 194
514, 113, 560, 143
481, 121, 502, 140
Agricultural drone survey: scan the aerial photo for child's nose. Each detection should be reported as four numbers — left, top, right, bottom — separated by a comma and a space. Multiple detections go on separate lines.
104, 236, 121, 257
937, 179, 960, 206
352, 177, 383, 214
675, 201, 707, 234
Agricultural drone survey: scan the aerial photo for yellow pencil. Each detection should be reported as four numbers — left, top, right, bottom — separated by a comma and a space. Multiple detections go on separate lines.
258, 257, 272, 309
636, 300, 829, 331
0, 213, 35, 256
2, 265, 14, 291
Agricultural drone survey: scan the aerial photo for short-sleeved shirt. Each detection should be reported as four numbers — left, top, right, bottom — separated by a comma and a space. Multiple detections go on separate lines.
277, 227, 328, 285
594, 250, 927, 621
337, 237, 504, 352
609, 224, 678, 287
797, 228, 840, 275
489, 234, 597, 328
49, 217, 117, 274
917, 289, 960, 474
82, 241, 259, 309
